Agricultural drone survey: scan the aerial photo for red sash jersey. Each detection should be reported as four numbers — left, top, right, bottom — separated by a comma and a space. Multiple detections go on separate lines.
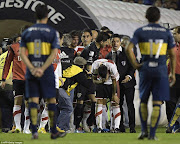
168, 43, 180, 74
53, 49, 61, 71
2, 42, 26, 81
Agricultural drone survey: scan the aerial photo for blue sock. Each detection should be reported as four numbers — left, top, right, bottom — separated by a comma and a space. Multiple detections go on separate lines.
150, 104, 161, 137
29, 102, 38, 134
139, 102, 148, 133
48, 103, 58, 134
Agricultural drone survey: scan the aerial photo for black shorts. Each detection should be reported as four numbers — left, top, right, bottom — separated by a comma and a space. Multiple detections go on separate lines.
96, 84, 112, 99
74, 79, 95, 101
74, 84, 89, 101
13, 80, 25, 97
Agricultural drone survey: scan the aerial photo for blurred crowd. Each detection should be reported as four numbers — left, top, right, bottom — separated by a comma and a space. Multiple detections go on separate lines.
118, 0, 180, 10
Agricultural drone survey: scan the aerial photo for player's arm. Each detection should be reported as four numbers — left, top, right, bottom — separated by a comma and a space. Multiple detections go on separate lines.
1, 47, 14, 89
125, 42, 141, 70
167, 48, 176, 87
41, 48, 58, 72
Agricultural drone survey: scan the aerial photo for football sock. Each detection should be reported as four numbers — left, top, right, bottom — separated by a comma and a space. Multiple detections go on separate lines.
139, 102, 148, 132
29, 102, 38, 134
112, 105, 121, 129
48, 103, 58, 134
95, 104, 103, 129
24, 107, 30, 131
169, 104, 180, 127
74, 103, 83, 129
150, 104, 161, 137
13, 105, 22, 130
39, 106, 49, 129
102, 105, 108, 129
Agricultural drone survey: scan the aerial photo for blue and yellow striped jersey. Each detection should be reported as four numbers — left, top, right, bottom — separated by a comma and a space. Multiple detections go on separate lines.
20, 23, 60, 78
131, 23, 175, 65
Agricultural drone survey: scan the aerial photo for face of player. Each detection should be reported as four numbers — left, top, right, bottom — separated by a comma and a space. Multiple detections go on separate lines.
112, 37, 121, 51
91, 30, 98, 42
173, 28, 180, 43
71, 36, 79, 48
81, 32, 92, 47
102, 72, 109, 83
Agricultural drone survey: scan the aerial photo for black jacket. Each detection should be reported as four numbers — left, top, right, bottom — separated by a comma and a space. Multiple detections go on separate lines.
106, 47, 136, 88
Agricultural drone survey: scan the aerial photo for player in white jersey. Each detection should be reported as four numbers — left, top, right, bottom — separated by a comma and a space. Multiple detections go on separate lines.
91, 59, 121, 132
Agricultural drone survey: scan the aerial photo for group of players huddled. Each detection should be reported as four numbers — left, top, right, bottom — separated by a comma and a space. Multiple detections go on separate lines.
0, 4, 180, 141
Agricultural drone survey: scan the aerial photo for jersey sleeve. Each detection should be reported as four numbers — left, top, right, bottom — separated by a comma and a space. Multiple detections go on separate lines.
130, 29, 140, 45
167, 30, 176, 49
110, 63, 120, 82
51, 30, 60, 49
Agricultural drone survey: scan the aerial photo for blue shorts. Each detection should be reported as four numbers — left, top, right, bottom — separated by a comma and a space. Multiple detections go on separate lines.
139, 64, 170, 102
25, 76, 56, 99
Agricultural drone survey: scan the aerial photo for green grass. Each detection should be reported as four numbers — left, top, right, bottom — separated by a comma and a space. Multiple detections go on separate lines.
0, 127, 179, 144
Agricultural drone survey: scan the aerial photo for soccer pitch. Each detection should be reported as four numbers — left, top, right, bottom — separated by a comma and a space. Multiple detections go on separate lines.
0, 127, 179, 144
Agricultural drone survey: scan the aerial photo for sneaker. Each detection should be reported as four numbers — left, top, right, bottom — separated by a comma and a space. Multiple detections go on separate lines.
172, 124, 180, 133
102, 128, 110, 133
114, 128, 120, 133
38, 127, 47, 134
148, 136, 158, 140
75, 129, 85, 133
51, 131, 67, 139
32, 132, 38, 139
119, 127, 126, 133
138, 131, 148, 140
56, 127, 65, 133
8, 126, 16, 133
130, 128, 136, 133
23, 129, 31, 134
14, 128, 21, 133
166, 126, 173, 133
83, 124, 90, 132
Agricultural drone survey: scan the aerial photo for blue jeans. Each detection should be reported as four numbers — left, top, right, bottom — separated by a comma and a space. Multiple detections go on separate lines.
57, 88, 73, 131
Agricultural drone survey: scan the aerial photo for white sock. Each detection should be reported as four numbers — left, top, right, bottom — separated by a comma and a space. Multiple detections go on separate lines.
110, 104, 114, 130
102, 105, 108, 129
23, 107, 30, 131
13, 105, 21, 130
112, 105, 121, 129
95, 104, 103, 129
39, 107, 49, 129
82, 104, 91, 127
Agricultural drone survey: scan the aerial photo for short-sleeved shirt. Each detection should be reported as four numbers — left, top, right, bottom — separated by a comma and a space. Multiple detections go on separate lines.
131, 23, 175, 75
20, 23, 60, 79
131, 23, 175, 101
91, 59, 119, 85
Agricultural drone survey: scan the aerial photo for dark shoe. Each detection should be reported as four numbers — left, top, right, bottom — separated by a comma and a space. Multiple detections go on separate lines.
130, 128, 136, 133
166, 126, 173, 133
119, 127, 126, 133
32, 132, 38, 139
114, 128, 120, 133
138, 131, 148, 140
148, 136, 158, 140
51, 131, 67, 139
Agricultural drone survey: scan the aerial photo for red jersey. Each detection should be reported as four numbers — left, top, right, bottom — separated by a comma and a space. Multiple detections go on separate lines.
99, 45, 112, 59
175, 43, 180, 74
2, 42, 26, 81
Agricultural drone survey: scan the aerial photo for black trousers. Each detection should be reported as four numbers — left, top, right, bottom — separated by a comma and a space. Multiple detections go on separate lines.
119, 85, 135, 129
166, 75, 180, 123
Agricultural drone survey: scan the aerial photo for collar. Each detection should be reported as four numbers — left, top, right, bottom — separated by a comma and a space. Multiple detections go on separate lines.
112, 46, 122, 53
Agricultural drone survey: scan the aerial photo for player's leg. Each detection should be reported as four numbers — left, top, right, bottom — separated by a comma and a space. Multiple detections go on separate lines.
149, 101, 162, 140
12, 80, 24, 133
